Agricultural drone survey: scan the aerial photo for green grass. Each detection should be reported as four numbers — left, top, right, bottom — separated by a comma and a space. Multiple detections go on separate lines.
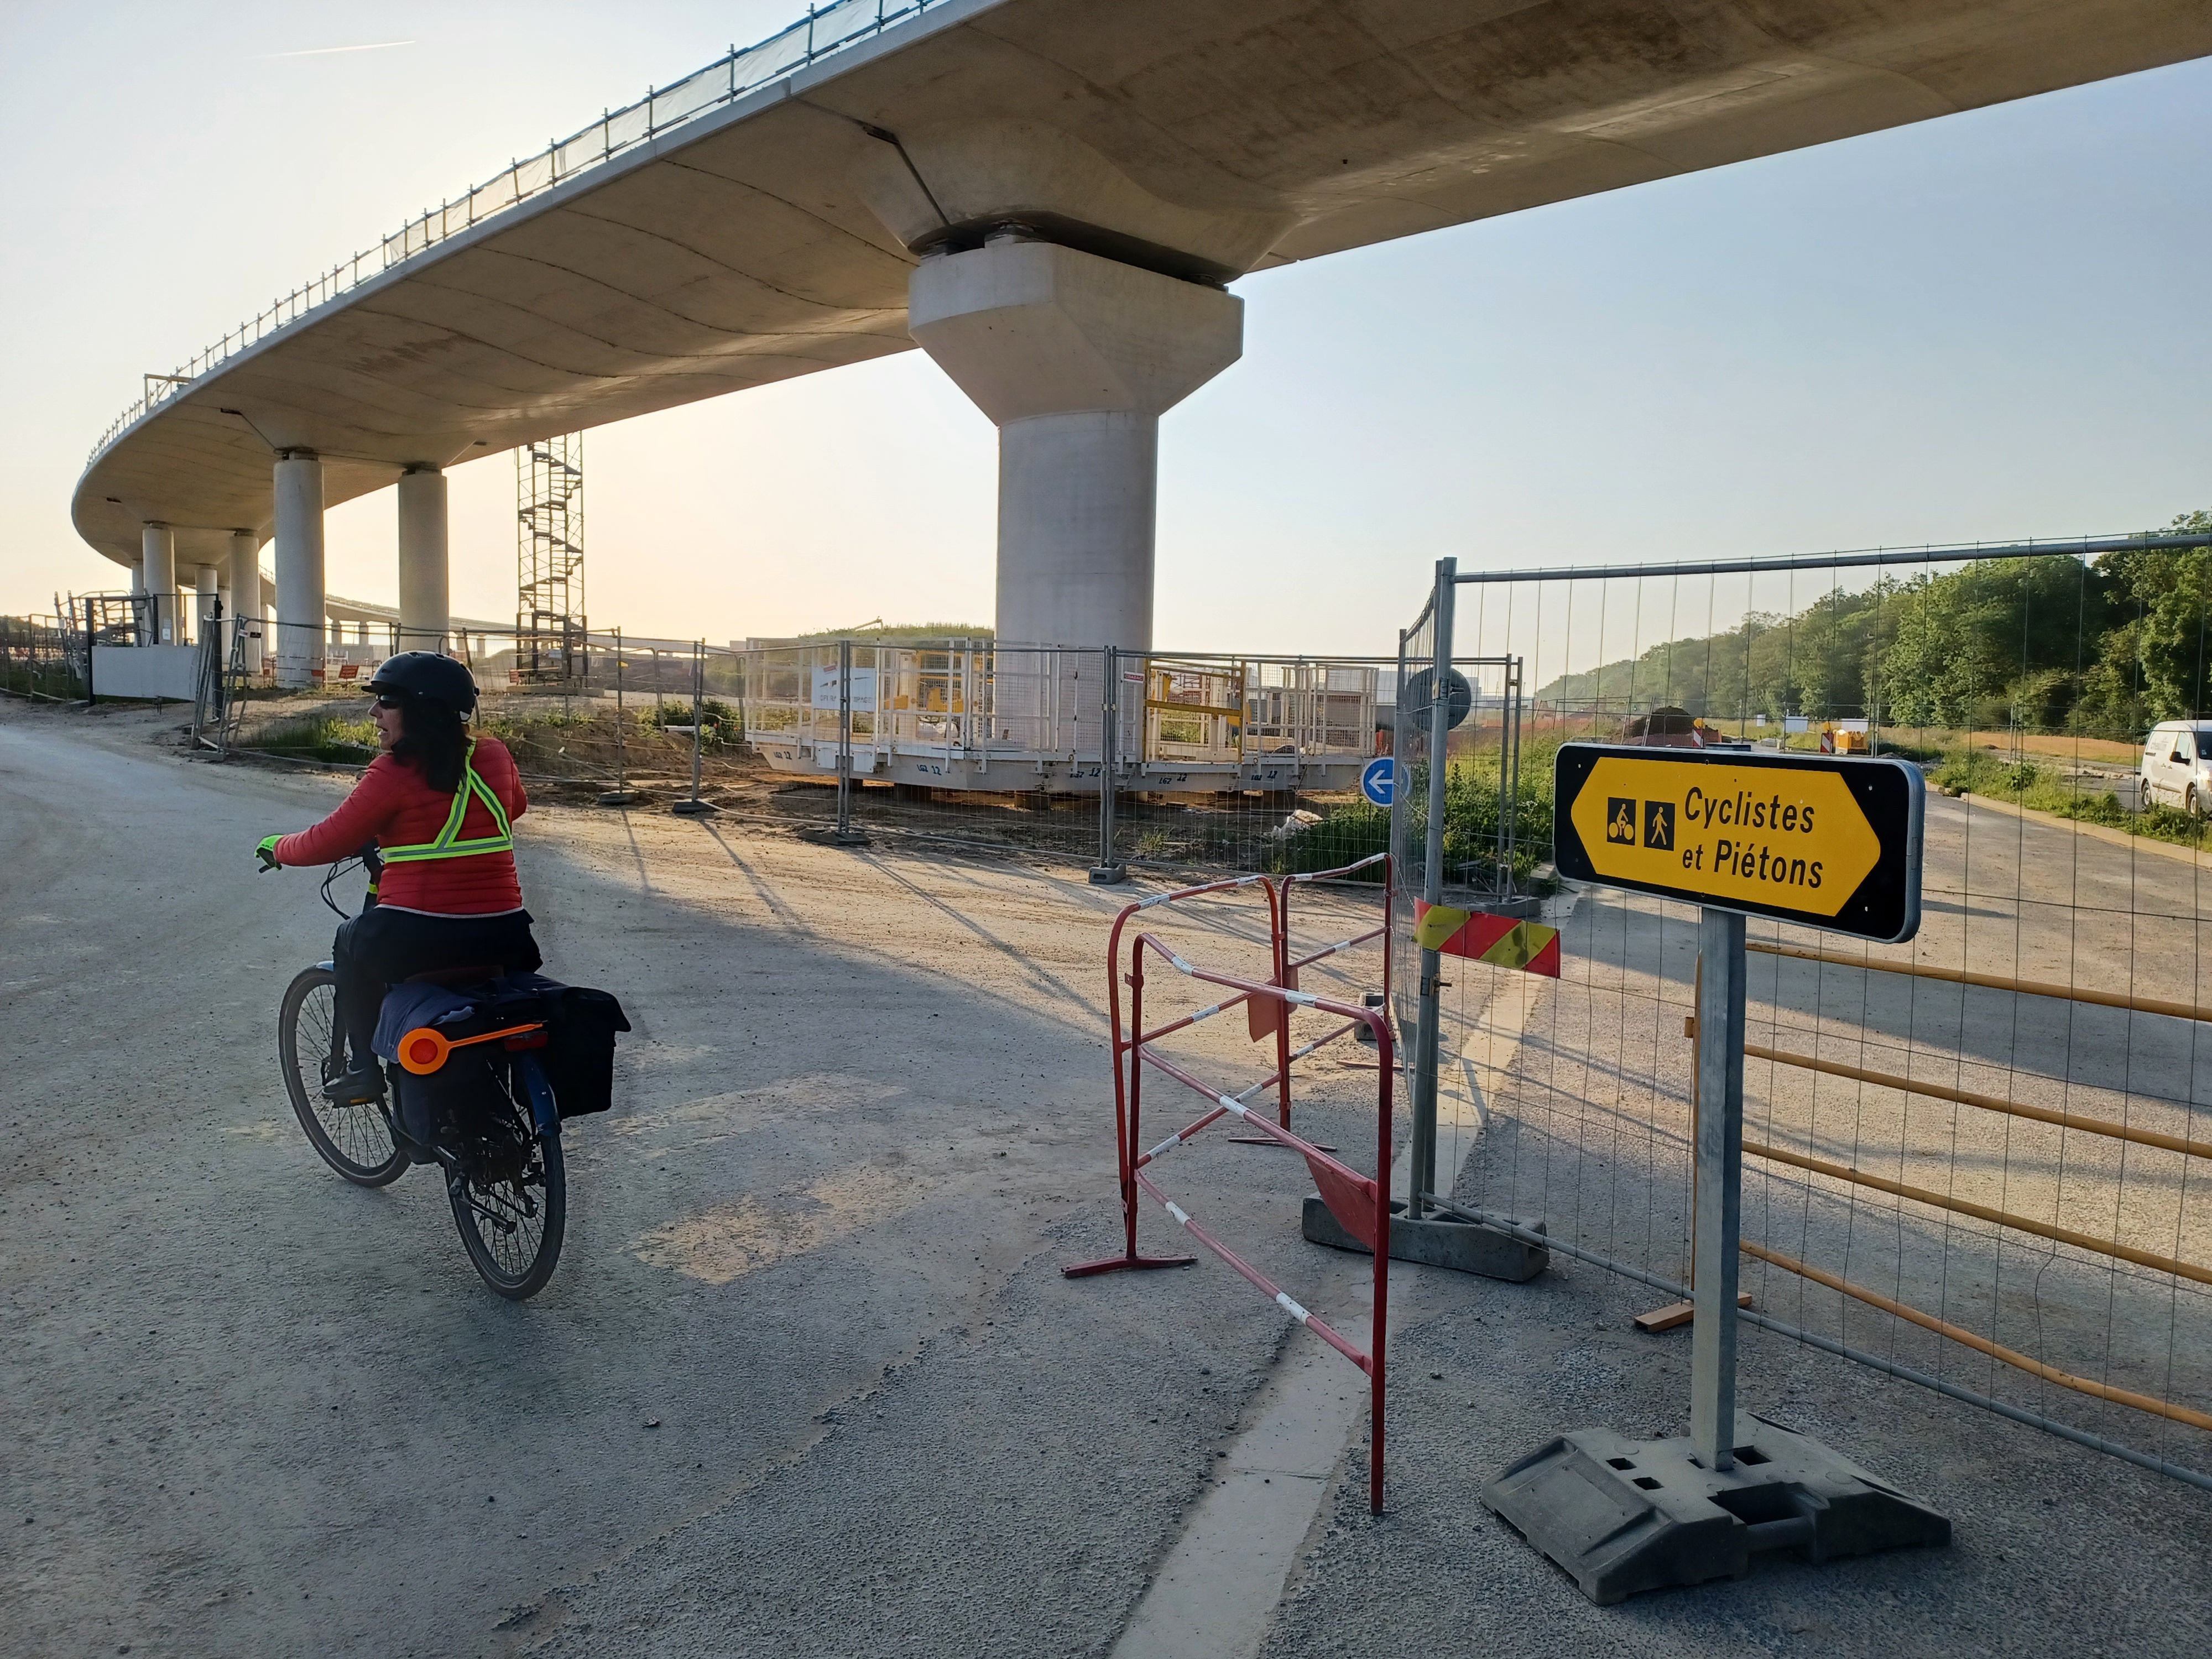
1936, 748, 2206, 849
1269, 739, 1562, 892
641, 697, 742, 744
251, 712, 379, 764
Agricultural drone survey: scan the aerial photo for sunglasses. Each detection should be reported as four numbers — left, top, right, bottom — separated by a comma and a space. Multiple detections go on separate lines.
373, 692, 407, 709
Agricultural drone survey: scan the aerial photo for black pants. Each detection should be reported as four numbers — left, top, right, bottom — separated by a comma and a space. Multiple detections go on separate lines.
333, 906, 542, 1066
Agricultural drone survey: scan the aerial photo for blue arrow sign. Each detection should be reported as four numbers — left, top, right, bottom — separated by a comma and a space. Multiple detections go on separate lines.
1361, 756, 1400, 807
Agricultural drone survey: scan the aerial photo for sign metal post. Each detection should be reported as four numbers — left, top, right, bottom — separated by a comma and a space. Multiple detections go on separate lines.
1410, 557, 1454, 1222
1690, 905, 1746, 1470
828, 637, 869, 846
670, 639, 717, 816
600, 625, 641, 806
1092, 645, 1126, 884
1481, 739, 1948, 1603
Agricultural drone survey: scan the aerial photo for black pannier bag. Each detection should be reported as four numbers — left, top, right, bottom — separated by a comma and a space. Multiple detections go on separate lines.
539, 984, 629, 1119
392, 1047, 502, 1147
374, 972, 631, 1128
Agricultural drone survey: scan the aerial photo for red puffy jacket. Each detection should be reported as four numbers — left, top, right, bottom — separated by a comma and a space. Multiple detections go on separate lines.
275, 738, 529, 915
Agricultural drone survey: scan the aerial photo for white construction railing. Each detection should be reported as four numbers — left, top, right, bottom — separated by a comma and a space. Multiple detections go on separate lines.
741, 640, 1379, 784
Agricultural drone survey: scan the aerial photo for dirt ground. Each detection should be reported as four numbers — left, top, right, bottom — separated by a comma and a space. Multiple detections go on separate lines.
6, 699, 2210, 1657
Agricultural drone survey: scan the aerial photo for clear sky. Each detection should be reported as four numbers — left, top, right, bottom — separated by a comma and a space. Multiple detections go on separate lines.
3, 3, 2208, 656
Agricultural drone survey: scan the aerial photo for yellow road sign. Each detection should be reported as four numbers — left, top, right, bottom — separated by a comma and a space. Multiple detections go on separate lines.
1553, 743, 1923, 942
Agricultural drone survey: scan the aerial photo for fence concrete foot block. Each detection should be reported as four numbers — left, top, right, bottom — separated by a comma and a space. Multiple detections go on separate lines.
1088, 863, 1128, 885
1480, 1418, 1950, 1605
1301, 1196, 1547, 1281
669, 799, 719, 816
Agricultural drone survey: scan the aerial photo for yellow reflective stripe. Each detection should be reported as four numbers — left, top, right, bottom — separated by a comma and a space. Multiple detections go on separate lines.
381, 740, 515, 864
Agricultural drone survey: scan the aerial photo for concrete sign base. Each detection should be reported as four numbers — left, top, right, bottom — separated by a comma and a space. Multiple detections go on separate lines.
1301, 1196, 1547, 1282
1481, 1417, 1949, 1605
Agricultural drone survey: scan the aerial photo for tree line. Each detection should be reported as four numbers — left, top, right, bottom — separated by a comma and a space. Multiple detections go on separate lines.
1533, 513, 2212, 737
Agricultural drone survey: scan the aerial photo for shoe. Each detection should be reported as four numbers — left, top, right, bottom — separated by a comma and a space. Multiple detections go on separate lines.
321, 1065, 385, 1105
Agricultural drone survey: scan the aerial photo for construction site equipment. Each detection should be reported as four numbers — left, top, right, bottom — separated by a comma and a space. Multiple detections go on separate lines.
740, 639, 1378, 797
516, 435, 585, 685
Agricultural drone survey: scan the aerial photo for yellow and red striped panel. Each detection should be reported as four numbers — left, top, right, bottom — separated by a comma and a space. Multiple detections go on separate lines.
1412, 901, 1562, 978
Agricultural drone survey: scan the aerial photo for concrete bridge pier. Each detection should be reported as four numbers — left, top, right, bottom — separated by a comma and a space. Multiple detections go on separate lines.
272, 451, 325, 688
225, 531, 263, 673
908, 238, 1242, 653
396, 465, 448, 655
139, 523, 175, 644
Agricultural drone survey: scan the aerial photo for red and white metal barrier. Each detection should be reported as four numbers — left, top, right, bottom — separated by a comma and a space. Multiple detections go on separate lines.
1066, 863, 1397, 1512
1265, 852, 1394, 1120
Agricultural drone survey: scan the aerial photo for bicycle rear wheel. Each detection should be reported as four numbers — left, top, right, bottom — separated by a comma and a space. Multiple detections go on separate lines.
446, 1062, 565, 1300
279, 966, 406, 1187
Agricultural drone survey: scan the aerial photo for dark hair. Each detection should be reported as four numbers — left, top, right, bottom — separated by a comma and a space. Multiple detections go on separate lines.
390, 693, 469, 794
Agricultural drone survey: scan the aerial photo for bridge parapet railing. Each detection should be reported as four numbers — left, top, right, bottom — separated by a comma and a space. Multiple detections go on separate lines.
89, 0, 946, 465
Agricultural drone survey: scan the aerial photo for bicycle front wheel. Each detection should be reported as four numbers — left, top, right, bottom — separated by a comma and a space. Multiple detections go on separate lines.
446, 1066, 566, 1300
278, 966, 405, 1187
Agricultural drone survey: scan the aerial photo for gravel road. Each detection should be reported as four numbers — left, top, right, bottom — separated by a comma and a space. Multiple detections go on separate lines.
10, 700, 2209, 1657
0, 703, 1373, 1657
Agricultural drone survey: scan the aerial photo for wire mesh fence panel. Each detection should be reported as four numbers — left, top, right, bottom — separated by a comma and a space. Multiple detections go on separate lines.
1401, 526, 2212, 1490
51, 608, 1413, 876
1104, 651, 1387, 877
0, 613, 88, 702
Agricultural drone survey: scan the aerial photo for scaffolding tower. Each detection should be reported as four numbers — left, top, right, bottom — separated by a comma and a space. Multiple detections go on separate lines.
516, 434, 586, 683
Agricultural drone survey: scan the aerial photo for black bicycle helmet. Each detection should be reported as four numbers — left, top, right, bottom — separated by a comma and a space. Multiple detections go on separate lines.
367, 650, 479, 715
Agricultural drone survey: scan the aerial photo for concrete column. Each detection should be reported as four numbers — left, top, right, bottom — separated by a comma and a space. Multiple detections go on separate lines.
226, 531, 264, 673
140, 523, 176, 644
396, 465, 449, 654
908, 238, 1242, 651
272, 451, 325, 689
194, 565, 220, 646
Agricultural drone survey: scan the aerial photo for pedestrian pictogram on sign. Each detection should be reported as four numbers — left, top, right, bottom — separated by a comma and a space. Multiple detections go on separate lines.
1553, 743, 1923, 942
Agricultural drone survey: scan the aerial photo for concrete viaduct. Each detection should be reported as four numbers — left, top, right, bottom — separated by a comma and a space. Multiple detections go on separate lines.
71, 0, 2212, 686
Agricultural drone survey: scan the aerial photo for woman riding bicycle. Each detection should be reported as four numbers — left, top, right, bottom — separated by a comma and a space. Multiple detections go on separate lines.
255, 651, 540, 1105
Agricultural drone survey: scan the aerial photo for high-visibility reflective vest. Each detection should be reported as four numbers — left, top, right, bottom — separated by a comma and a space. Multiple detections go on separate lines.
380, 740, 514, 864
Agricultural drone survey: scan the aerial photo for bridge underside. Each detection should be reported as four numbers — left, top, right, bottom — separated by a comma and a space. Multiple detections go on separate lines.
71, 0, 2212, 645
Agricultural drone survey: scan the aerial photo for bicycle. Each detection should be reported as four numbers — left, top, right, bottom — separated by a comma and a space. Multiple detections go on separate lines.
275, 847, 567, 1299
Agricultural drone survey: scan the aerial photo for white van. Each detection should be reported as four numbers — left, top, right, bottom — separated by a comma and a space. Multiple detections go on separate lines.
2140, 722, 2212, 814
